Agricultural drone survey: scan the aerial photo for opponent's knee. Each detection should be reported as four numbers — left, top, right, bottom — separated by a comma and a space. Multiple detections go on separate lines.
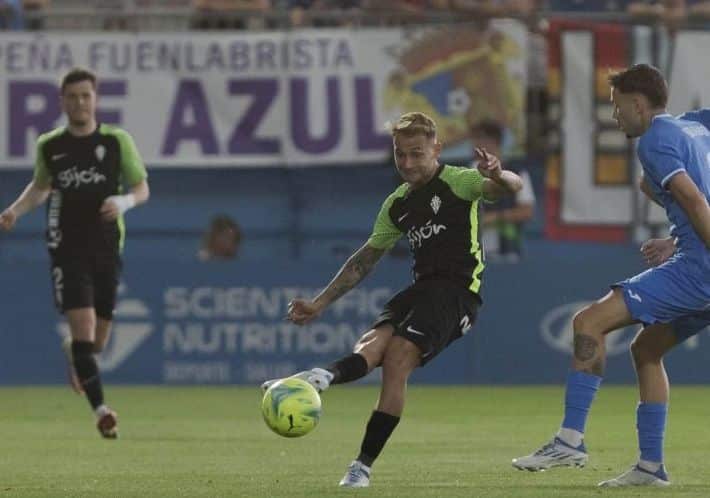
572, 306, 595, 333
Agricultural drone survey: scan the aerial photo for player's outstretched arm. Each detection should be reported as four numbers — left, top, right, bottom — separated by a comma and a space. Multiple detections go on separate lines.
0, 180, 51, 231
474, 147, 523, 201
286, 243, 386, 325
668, 172, 710, 249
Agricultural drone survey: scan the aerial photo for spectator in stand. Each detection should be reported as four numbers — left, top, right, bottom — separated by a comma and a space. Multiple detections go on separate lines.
192, 0, 270, 30
279, 0, 362, 27
450, 0, 535, 17
470, 119, 536, 263
627, 0, 689, 32
198, 214, 242, 261
688, 0, 710, 20
0, 0, 23, 30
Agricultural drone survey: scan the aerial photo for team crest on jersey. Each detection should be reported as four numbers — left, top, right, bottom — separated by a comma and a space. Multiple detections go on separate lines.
430, 195, 441, 214
95, 145, 106, 162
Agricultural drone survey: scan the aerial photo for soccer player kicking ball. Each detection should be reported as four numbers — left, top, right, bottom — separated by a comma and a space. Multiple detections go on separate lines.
0, 68, 149, 438
512, 64, 710, 487
263, 111, 522, 487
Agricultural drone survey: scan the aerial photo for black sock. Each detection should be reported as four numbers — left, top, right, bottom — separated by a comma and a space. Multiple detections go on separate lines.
357, 410, 400, 467
72, 340, 104, 410
327, 353, 369, 384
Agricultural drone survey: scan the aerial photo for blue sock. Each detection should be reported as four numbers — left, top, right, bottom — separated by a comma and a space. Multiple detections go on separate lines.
561, 371, 602, 434
637, 402, 667, 463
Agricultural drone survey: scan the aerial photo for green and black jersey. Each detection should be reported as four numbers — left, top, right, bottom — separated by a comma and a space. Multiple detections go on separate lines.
33, 124, 147, 254
368, 164, 487, 297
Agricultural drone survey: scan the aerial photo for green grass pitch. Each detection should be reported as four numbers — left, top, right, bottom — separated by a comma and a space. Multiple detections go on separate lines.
1, 386, 709, 497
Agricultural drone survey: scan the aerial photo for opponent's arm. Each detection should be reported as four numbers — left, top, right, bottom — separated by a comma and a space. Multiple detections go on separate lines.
0, 180, 51, 231
287, 243, 387, 325
668, 172, 710, 249
640, 236, 676, 266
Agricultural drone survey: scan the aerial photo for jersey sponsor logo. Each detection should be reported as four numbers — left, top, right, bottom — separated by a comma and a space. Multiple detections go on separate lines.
51, 153, 67, 161
406, 220, 447, 248
57, 166, 107, 189
430, 194, 442, 214
56, 285, 153, 372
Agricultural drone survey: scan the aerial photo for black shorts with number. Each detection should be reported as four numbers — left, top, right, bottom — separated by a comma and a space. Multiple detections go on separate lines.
49, 248, 122, 320
372, 278, 481, 366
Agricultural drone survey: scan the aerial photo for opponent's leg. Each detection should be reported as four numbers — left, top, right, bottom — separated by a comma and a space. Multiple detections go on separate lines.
513, 289, 634, 471
598, 324, 676, 487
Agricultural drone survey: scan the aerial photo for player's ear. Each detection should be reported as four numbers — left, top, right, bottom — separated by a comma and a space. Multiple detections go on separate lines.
433, 139, 442, 156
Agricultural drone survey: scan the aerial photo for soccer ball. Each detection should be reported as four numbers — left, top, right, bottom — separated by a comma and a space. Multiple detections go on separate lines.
261, 378, 322, 438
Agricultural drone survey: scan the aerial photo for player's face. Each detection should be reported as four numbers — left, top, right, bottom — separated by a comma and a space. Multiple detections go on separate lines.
61, 80, 97, 127
393, 133, 441, 187
611, 87, 643, 138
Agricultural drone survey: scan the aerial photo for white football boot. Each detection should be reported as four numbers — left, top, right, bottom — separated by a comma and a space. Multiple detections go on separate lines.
339, 460, 371, 488
512, 437, 588, 471
260, 368, 334, 393
598, 464, 670, 487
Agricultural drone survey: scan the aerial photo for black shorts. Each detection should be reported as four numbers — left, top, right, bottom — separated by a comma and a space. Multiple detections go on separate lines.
372, 278, 481, 366
49, 250, 122, 320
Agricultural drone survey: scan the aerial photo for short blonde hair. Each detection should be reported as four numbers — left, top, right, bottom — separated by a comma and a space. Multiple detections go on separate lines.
388, 112, 437, 139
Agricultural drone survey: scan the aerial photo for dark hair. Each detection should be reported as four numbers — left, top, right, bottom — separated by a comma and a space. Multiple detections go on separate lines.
608, 64, 668, 108
470, 119, 504, 145
61, 67, 97, 93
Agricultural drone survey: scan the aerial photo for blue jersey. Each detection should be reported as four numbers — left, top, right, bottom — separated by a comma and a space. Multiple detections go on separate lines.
677, 108, 710, 130
637, 113, 710, 265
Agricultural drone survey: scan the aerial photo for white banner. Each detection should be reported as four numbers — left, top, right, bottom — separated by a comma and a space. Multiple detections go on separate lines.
0, 24, 527, 168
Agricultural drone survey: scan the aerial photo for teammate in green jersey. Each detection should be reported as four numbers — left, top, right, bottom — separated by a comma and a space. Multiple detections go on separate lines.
0, 68, 150, 439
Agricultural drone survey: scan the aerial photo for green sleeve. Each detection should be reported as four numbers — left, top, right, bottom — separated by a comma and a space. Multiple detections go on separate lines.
32, 136, 51, 186
367, 190, 404, 250
116, 129, 147, 185
441, 165, 485, 201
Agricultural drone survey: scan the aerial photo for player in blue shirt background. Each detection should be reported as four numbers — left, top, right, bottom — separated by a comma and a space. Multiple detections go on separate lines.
512, 64, 710, 487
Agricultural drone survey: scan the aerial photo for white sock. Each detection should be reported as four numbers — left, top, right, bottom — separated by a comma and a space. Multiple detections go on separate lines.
638, 459, 661, 473
312, 367, 334, 384
95, 404, 110, 417
556, 427, 584, 448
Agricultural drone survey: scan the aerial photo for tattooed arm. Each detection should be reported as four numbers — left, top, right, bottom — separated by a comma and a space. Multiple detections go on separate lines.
287, 243, 387, 325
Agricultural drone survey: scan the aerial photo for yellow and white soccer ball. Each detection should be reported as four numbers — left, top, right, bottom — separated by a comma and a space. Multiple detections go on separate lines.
261, 378, 321, 438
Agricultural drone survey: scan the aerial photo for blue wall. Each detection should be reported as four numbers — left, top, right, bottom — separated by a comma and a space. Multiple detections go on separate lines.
2, 241, 710, 385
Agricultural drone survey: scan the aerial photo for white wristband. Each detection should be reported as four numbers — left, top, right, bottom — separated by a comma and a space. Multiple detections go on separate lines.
106, 194, 136, 215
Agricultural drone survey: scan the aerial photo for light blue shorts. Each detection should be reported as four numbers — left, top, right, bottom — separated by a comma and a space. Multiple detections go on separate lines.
612, 255, 710, 342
